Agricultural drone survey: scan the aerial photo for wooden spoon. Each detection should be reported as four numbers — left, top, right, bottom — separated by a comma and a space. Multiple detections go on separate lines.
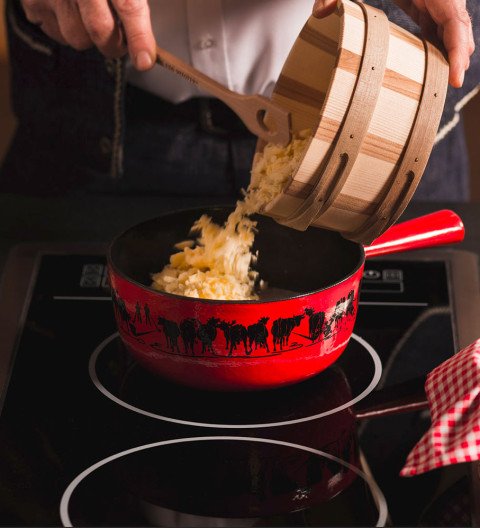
156, 45, 291, 146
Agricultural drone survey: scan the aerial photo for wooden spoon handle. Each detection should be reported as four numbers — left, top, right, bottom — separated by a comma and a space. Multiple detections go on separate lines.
155, 45, 291, 145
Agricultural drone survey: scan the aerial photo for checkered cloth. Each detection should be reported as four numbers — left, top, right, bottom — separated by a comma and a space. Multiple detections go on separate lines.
401, 339, 480, 477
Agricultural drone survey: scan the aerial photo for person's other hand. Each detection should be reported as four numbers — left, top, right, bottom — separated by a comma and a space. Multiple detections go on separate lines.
312, 0, 475, 88
20, 0, 156, 70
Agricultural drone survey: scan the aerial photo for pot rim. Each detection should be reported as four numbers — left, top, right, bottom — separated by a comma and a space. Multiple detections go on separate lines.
107, 206, 366, 305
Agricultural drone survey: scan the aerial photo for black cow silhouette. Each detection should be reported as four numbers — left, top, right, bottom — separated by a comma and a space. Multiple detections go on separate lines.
218, 320, 232, 351
180, 318, 197, 355
304, 308, 325, 342
218, 321, 249, 356
157, 317, 180, 353
247, 317, 270, 353
271, 315, 304, 351
345, 290, 355, 317
196, 317, 220, 355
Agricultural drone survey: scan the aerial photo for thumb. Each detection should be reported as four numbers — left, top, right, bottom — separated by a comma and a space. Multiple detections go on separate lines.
312, 0, 338, 18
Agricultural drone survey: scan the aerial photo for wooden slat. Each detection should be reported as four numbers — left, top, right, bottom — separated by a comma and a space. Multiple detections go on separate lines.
360, 131, 403, 162
300, 22, 338, 56
382, 67, 422, 99
343, 0, 425, 53
275, 74, 327, 110
348, 40, 449, 243
338, 48, 422, 99
330, 193, 379, 215
314, 115, 404, 163
390, 25, 424, 52
336, 47, 362, 72
278, 4, 391, 230
312, 205, 371, 231
262, 0, 448, 244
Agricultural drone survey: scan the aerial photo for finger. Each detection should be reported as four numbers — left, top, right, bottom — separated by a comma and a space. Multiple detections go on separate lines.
467, 20, 475, 55
110, 0, 155, 70
33, 11, 68, 44
424, 0, 473, 87
76, 0, 127, 58
440, 18, 472, 87
20, 0, 67, 44
312, 0, 338, 18
447, 45, 467, 86
55, 0, 93, 50
21, 0, 49, 24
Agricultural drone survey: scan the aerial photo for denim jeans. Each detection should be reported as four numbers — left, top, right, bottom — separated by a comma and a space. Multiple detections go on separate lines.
1, 0, 479, 201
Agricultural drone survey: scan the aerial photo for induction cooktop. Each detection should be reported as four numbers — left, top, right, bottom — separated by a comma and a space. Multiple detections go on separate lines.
1, 243, 480, 527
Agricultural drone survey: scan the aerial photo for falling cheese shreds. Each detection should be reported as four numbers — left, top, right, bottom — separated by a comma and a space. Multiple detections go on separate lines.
151, 130, 311, 300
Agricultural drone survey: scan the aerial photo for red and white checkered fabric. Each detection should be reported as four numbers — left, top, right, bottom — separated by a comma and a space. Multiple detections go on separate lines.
401, 338, 480, 477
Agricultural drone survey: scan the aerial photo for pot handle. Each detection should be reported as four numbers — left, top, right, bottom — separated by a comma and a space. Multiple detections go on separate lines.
364, 209, 465, 259
353, 375, 428, 420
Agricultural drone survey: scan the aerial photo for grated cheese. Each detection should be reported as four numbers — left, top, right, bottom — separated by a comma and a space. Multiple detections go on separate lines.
151, 130, 310, 300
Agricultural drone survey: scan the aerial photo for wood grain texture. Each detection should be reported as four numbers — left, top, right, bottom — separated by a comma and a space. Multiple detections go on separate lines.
277, 2, 391, 231
261, 0, 449, 244
349, 40, 449, 243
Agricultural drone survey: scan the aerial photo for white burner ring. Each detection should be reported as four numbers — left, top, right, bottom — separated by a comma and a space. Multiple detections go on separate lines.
59, 436, 388, 527
89, 332, 382, 429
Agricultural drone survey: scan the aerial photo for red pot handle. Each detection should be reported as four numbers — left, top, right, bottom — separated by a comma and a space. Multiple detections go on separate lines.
364, 209, 465, 258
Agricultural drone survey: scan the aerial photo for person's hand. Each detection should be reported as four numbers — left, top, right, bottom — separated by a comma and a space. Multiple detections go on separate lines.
20, 0, 156, 70
312, 0, 475, 88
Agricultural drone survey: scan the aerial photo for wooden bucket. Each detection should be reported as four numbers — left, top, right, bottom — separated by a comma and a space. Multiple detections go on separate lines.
260, 0, 449, 244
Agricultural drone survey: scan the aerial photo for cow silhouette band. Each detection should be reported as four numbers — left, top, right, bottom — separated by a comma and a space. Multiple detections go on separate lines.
112, 289, 356, 358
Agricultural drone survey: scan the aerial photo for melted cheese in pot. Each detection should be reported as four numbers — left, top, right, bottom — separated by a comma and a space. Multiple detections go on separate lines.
151, 131, 310, 300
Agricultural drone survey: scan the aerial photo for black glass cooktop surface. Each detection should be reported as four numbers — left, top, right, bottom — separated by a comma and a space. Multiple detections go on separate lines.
0, 245, 479, 527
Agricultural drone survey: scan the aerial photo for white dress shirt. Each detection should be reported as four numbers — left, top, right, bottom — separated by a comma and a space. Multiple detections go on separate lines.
126, 0, 313, 103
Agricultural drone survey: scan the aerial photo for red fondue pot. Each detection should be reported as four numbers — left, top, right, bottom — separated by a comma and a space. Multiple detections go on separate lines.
108, 208, 464, 391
